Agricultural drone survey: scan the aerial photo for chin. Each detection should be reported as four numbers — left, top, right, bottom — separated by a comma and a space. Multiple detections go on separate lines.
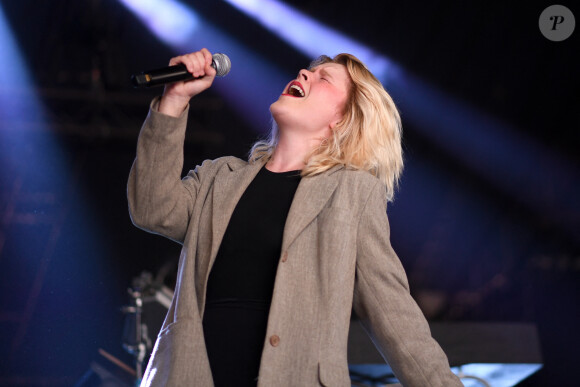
269, 100, 285, 121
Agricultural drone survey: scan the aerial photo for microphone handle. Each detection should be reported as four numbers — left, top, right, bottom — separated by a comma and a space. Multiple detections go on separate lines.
131, 64, 198, 88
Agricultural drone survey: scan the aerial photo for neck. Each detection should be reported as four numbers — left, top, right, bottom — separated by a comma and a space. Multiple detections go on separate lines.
266, 128, 323, 172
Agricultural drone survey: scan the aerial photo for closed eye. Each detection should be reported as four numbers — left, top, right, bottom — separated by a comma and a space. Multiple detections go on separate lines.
319, 69, 334, 83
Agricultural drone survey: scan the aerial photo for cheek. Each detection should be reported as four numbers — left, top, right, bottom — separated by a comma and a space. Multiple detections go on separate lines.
332, 98, 347, 121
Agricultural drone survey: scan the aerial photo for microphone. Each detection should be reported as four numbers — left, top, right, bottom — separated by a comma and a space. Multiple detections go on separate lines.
131, 53, 231, 88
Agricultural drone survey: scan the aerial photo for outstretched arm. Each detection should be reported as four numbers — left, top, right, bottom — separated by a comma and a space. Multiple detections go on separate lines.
353, 181, 461, 386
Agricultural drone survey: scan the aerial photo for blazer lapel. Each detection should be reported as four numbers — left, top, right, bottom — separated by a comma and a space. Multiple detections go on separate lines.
281, 167, 341, 252
209, 159, 265, 268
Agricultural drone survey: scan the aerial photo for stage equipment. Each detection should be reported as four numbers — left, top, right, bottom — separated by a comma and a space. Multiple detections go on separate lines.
121, 271, 173, 384
348, 321, 543, 386
74, 349, 135, 387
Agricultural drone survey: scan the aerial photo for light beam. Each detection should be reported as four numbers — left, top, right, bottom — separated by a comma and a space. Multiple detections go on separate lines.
224, 0, 397, 83
118, 0, 293, 132
225, 0, 579, 241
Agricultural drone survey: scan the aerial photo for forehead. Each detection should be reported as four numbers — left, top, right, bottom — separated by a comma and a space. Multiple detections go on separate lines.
311, 62, 346, 74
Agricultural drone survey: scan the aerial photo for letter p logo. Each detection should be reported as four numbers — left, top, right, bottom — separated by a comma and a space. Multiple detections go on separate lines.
539, 5, 575, 41
550, 15, 565, 30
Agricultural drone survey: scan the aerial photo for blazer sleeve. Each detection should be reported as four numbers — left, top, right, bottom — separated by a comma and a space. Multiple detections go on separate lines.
353, 180, 462, 386
127, 98, 220, 244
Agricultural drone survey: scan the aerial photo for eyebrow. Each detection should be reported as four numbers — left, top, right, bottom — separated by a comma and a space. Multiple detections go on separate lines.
319, 68, 335, 80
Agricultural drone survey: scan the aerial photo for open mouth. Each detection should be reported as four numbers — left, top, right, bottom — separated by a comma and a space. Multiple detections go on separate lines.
286, 81, 305, 97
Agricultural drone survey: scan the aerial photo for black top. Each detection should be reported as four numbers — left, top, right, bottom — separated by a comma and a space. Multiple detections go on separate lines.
203, 166, 301, 386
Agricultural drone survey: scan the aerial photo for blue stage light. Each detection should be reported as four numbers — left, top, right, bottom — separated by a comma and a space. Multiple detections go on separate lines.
118, 0, 200, 46
119, 0, 578, 240
118, 0, 293, 132
388, 70, 580, 234
224, 0, 398, 84
0, 6, 43, 125
224, 0, 579, 240
0, 4, 119, 371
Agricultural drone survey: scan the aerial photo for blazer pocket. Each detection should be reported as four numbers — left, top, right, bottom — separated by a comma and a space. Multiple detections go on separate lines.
318, 361, 351, 387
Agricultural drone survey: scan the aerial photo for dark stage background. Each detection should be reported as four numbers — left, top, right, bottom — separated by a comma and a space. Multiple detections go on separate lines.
0, 1, 578, 386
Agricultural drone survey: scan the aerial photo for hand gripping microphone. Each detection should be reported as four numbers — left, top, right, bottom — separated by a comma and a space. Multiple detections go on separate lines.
131, 53, 231, 88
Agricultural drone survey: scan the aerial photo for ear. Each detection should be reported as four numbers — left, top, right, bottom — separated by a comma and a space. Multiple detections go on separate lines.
330, 103, 346, 129
329, 115, 343, 130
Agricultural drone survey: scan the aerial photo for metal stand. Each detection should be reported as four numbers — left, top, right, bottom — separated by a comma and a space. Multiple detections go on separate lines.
121, 273, 155, 386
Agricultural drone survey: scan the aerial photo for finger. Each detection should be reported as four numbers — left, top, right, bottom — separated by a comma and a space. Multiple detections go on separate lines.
168, 52, 202, 76
190, 52, 206, 78
168, 54, 195, 77
168, 54, 184, 67
200, 49, 217, 77
181, 53, 199, 76
200, 48, 213, 67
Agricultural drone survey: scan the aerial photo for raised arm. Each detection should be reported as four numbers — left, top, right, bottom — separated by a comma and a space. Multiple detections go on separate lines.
127, 49, 217, 243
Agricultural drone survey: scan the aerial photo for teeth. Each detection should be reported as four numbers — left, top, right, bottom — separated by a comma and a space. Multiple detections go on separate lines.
289, 84, 305, 97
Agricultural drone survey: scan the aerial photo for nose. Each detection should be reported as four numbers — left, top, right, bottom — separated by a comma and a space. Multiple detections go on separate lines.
298, 69, 311, 81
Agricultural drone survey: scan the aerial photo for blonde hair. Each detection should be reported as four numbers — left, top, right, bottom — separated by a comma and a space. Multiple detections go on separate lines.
249, 53, 403, 201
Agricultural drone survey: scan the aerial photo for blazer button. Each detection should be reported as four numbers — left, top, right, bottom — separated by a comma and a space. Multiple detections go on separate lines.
281, 252, 288, 263
269, 335, 280, 347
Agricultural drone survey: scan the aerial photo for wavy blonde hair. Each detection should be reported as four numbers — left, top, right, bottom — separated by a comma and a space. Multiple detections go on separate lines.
249, 53, 403, 201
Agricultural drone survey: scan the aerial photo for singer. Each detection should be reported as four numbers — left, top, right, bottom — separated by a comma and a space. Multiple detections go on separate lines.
128, 48, 461, 386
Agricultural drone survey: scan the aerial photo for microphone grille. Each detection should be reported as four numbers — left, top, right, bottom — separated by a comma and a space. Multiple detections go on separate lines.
212, 53, 231, 77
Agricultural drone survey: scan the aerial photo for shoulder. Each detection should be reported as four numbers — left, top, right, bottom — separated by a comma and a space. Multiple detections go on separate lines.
326, 168, 387, 211
333, 168, 385, 198
334, 167, 381, 184
187, 156, 248, 184
195, 155, 247, 171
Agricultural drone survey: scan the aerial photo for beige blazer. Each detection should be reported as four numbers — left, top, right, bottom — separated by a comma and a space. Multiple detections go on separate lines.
127, 99, 461, 387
